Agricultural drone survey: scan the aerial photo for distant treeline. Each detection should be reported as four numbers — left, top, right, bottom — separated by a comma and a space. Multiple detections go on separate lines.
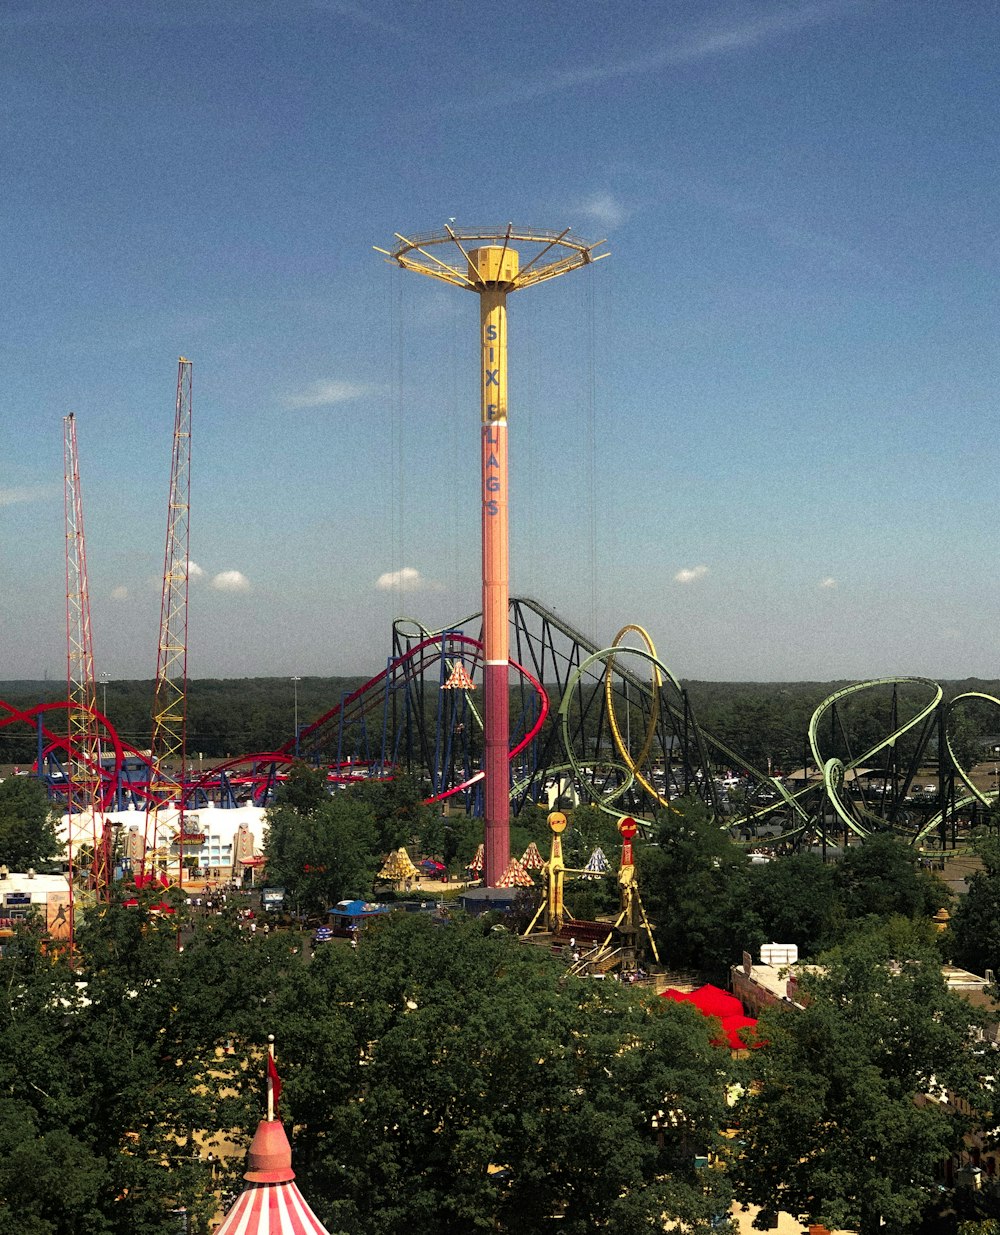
0, 676, 366, 763
2, 675, 999, 769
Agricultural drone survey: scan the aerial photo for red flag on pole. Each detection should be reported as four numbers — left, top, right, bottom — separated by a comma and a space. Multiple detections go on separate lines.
267, 1052, 282, 1120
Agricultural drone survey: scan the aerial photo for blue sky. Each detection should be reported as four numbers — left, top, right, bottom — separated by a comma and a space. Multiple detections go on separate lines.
1, 0, 998, 684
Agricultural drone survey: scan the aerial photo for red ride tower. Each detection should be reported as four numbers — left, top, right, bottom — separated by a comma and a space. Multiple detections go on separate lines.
378, 226, 607, 885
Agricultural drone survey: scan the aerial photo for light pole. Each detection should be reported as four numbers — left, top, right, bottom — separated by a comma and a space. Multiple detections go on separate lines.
292, 677, 301, 757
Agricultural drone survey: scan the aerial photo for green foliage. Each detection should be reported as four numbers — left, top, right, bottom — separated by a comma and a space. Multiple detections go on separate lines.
731, 921, 987, 1235
274, 762, 330, 815
271, 913, 735, 1234
0, 894, 297, 1234
746, 852, 843, 957
947, 711, 986, 774
835, 832, 947, 922
638, 795, 763, 978
264, 794, 381, 914
351, 773, 438, 856
949, 834, 1000, 976
0, 774, 60, 870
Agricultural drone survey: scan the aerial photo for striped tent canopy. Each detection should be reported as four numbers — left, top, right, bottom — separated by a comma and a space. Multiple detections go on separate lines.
378, 847, 419, 882
520, 841, 545, 870
215, 1119, 331, 1235
580, 847, 610, 879
442, 661, 476, 690
467, 843, 484, 873
496, 857, 534, 888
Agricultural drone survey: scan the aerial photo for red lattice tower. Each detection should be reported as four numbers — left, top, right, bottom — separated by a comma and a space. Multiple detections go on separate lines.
144, 358, 193, 885
63, 413, 109, 908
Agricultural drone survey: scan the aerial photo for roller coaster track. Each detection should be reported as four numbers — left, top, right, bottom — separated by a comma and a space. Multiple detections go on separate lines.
6, 601, 997, 849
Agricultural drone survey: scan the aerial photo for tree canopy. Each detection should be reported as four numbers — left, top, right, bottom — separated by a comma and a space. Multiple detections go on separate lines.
0, 892, 297, 1234
0, 774, 60, 870
270, 912, 735, 1235
731, 920, 988, 1235
949, 834, 1000, 978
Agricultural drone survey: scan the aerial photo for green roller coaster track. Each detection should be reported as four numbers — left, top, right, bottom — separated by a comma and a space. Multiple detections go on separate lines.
392, 604, 1000, 850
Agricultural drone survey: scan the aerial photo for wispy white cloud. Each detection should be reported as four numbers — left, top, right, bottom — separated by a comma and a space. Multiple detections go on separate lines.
189, 561, 205, 581
452, 2, 859, 113
0, 483, 59, 507
574, 191, 628, 230
211, 570, 250, 592
376, 567, 425, 592
308, 0, 409, 38
283, 380, 376, 409
675, 565, 709, 584
818, 576, 838, 589
110, 585, 129, 601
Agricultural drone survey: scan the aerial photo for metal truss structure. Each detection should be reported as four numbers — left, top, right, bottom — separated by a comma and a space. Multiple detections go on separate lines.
144, 358, 193, 881
63, 413, 110, 911
7, 608, 999, 856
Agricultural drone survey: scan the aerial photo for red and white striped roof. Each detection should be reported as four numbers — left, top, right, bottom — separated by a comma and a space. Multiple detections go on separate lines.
214, 1120, 331, 1235
214, 1176, 330, 1235
496, 857, 534, 888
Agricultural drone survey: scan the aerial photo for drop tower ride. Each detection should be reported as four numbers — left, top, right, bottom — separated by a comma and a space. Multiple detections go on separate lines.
377, 226, 608, 885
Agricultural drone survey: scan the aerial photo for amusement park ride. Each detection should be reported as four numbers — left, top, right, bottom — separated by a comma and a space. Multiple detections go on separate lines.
524, 811, 660, 979
2, 225, 999, 940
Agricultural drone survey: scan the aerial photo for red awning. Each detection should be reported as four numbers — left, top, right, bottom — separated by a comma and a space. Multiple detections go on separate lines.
716, 1014, 764, 1050
687, 984, 744, 1019
661, 986, 762, 1049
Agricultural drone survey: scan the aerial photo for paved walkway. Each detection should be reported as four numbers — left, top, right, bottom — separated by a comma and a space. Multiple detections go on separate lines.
731, 1204, 854, 1233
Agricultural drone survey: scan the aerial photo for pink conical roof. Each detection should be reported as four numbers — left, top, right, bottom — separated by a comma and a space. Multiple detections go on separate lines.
213, 1175, 331, 1235
245, 1119, 295, 1183
214, 1120, 331, 1235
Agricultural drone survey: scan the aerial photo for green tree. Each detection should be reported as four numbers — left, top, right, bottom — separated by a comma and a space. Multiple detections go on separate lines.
835, 832, 946, 923
264, 792, 381, 914
639, 795, 763, 978
0, 775, 60, 870
949, 835, 1000, 977
274, 762, 330, 815
747, 852, 843, 957
0, 893, 296, 1234
945, 711, 985, 777
271, 914, 735, 1234
732, 920, 987, 1235
352, 773, 437, 857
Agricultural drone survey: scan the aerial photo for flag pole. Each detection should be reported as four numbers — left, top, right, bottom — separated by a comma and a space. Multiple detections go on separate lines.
267, 1035, 276, 1122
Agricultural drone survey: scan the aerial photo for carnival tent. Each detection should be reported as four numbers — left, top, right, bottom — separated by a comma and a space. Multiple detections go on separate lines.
716, 1014, 763, 1050
580, 847, 610, 879
215, 1100, 330, 1235
378, 847, 420, 883
660, 985, 762, 1050
467, 843, 484, 874
520, 841, 545, 870
328, 899, 390, 934
496, 857, 534, 888
688, 984, 744, 1019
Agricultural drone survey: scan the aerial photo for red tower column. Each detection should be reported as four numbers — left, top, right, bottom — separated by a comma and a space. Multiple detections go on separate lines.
378, 227, 609, 888
476, 259, 512, 886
